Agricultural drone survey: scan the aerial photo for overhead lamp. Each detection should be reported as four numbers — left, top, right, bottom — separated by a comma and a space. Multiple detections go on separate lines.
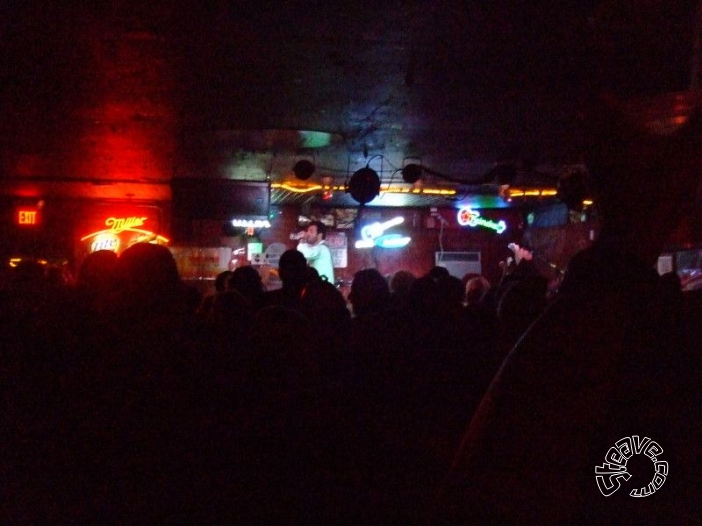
347, 166, 381, 205
293, 159, 316, 180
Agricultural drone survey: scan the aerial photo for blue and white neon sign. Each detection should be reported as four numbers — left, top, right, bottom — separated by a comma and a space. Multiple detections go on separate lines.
355, 216, 411, 249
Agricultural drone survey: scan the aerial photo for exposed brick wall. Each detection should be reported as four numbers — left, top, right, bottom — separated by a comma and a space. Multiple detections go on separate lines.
0, 4, 178, 187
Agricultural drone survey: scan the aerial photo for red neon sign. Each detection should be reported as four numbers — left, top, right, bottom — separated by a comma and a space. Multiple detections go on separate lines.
81, 215, 169, 253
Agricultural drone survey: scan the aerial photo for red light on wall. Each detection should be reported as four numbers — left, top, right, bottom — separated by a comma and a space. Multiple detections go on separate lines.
16, 208, 40, 226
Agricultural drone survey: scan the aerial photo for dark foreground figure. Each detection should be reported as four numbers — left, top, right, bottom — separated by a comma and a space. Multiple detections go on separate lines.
435, 95, 702, 524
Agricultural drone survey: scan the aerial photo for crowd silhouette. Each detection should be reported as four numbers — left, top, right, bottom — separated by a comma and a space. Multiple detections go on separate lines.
4, 243, 699, 522
2, 240, 549, 522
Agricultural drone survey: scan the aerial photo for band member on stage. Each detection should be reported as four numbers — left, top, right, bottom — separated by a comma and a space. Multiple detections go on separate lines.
296, 220, 335, 284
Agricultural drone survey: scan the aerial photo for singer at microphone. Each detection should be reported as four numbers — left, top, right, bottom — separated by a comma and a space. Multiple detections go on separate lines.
294, 221, 335, 284
501, 242, 541, 285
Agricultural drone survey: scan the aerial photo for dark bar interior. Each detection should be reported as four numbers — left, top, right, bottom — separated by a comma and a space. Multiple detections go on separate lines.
2, 1, 701, 522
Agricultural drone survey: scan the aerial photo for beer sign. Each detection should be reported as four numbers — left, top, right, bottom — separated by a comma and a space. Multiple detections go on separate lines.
80, 212, 168, 254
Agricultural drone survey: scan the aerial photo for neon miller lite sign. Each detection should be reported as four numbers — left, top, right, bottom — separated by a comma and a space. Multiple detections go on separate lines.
104, 216, 147, 233
81, 215, 169, 253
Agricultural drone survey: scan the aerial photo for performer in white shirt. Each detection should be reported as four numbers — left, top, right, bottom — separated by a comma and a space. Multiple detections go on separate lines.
296, 220, 335, 284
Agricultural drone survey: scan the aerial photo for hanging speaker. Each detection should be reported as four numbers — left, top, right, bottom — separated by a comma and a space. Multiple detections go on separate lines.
348, 167, 381, 205
557, 171, 586, 211
487, 163, 517, 186
401, 163, 423, 184
293, 159, 315, 180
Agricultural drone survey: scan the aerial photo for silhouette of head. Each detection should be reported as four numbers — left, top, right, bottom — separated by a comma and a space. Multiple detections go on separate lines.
115, 243, 182, 314
389, 269, 416, 295
76, 250, 119, 298
278, 249, 308, 288
348, 268, 390, 316
427, 265, 451, 281
213, 270, 233, 293
301, 279, 350, 327
230, 265, 265, 301
436, 275, 465, 311
465, 275, 491, 306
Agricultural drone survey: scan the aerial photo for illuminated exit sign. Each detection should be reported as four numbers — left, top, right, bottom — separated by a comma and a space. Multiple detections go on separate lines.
16, 209, 39, 226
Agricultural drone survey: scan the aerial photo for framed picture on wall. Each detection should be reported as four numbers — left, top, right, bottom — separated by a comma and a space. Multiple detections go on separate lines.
326, 231, 348, 268
331, 208, 358, 229
319, 213, 335, 227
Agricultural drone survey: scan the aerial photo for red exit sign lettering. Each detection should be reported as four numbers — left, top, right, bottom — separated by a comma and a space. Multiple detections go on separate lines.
17, 209, 39, 225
